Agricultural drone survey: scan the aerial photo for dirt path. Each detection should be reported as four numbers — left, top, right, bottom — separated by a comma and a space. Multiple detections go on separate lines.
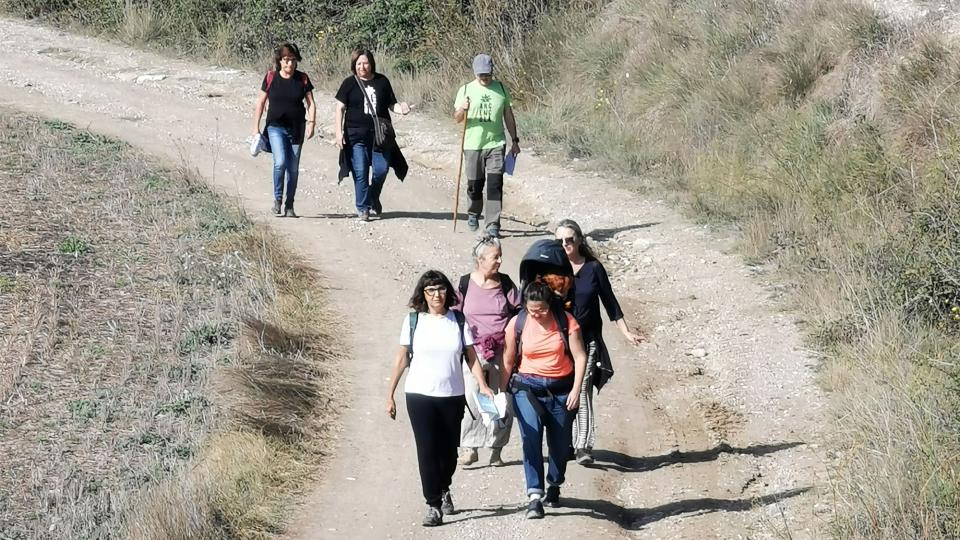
0, 18, 830, 539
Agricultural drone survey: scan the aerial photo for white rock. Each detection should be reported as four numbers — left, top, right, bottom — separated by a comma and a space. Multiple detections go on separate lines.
687, 348, 708, 358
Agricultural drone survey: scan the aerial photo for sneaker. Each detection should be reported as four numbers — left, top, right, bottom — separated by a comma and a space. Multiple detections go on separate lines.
466, 214, 479, 232
371, 199, 382, 216
283, 207, 298, 218
357, 210, 370, 222
543, 485, 561, 508
422, 506, 443, 527
526, 498, 545, 519
575, 449, 594, 465
249, 133, 265, 157
488, 448, 504, 467
440, 490, 456, 515
272, 198, 281, 215
485, 223, 501, 238
457, 448, 478, 466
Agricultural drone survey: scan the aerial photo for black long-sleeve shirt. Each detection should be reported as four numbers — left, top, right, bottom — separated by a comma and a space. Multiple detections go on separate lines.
571, 259, 624, 340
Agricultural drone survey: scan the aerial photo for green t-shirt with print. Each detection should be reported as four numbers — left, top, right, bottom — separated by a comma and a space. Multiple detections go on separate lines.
454, 80, 512, 150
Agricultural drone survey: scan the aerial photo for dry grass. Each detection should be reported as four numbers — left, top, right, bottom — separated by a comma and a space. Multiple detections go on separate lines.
0, 111, 343, 538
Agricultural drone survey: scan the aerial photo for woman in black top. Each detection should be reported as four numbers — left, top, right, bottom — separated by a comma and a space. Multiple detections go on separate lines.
252, 42, 316, 218
334, 49, 411, 222
555, 218, 645, 465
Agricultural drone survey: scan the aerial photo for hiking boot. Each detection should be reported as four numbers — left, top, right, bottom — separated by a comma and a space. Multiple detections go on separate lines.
543, 485, 561, 508
272, 198, 282, 215
422, 506, 442, 527
440, 490, 456, 515
575, 449, 594, 465
283, 206, 298, 218
526, 498, 545, 519
466, 214, 479, 232
485, 223, 500, 239
457, 448, 478, 466
357, 210, 370, 222
489, 447, 504, 467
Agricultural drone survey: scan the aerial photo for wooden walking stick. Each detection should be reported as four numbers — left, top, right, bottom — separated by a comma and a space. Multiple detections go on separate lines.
452, 97, 469, 231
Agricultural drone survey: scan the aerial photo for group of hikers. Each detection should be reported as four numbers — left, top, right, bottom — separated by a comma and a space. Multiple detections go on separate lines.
251, 43, 645, 526
252, 43, 516, 233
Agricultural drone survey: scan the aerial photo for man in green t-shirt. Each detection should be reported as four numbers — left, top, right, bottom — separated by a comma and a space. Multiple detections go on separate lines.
453, 54, 521, 237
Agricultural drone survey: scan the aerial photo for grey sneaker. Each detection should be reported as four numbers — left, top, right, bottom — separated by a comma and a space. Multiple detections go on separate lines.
358, 210, 370, 222
543, 485, 560, 508
526, 498, 544, 519
422, 506, 442, 527
440, 490, 455, 515
489, 447, 505, 467
283, 206, 298, 218
466, 214, 479, 231
485, 223, 501, 238
272, 198, 281, 215
457, 448, 478, 466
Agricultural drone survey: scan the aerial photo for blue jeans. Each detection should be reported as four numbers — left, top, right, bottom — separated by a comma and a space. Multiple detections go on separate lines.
266, 125, 302, 208
511, 373, 575, 496
349, 139, 389, 214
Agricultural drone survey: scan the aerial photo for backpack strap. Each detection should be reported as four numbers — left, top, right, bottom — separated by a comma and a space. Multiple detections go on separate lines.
458, 274, 471, 303
408, 310, 467, 365
406, 311, 419, 364
265, 70, 276, 92
499, 273, 519, 315
514, 309, 528, 367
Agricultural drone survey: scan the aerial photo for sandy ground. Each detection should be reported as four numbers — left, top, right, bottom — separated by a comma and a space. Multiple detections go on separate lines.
0, 17, 831, 539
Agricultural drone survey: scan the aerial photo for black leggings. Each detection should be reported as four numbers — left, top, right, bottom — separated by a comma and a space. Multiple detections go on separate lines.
406, 393, 466, 508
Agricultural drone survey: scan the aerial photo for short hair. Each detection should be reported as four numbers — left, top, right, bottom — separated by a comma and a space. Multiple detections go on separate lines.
472, 235, 502, 260
556, 218, 597, 261
408, 270, 457, 312
273, 42, 302, 72
350, 49, 377, 75
522, 280, 554, 305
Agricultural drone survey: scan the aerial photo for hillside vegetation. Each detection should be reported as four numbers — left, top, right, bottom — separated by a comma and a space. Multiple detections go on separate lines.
3, 0, 960, 537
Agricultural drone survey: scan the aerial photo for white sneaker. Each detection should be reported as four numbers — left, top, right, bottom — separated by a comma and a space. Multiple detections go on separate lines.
249, 133, 266, 157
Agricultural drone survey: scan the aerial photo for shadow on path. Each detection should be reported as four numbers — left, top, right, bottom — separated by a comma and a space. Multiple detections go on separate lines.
560, 487, 811, 530
586, 222, 660, 241
586, 441, 805, 473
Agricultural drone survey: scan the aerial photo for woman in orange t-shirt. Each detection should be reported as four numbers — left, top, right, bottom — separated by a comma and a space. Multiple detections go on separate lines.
500, 280, 587, 519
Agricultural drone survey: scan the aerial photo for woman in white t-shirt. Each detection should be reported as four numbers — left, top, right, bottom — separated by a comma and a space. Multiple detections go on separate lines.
386, 270, 495, 527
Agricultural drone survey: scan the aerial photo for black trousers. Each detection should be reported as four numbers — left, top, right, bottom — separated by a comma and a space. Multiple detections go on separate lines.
406, 393, 466, 508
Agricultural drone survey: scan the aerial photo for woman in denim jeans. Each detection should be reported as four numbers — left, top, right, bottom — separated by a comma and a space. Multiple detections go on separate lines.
500, 281, 587, 519
252, 42, 316, 218
334, 49, 411, 221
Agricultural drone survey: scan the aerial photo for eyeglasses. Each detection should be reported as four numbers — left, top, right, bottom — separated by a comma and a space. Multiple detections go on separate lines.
424, 286, 448, 296
280, 56, 298, 63
557, 236, 577, 246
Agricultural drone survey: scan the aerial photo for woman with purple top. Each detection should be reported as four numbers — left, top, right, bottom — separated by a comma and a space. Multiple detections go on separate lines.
454, 235, 521, 467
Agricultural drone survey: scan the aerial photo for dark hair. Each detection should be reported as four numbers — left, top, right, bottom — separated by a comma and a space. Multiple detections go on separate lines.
522, 280, 554, 305
350, 49, 377, 75
556, 218, 597, 260
408, 270, 456, 312
273, 42, 302, 72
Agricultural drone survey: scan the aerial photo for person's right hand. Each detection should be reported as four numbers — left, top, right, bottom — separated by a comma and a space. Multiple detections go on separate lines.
336, 132, 345, 149
565, 392, 580, 411
386, 397, 396, 420
459, 98, 470, 113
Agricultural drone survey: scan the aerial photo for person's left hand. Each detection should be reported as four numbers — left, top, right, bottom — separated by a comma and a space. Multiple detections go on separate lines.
306, 122, 316, 140
510, 142, 521, 156
479, 385, 496, 401
398, 102, 411, 115
623, 329, 646, 346
565, 392, 580, 411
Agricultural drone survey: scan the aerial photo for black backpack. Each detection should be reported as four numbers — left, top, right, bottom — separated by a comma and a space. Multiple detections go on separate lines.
457, 273, 519, 316
406, 310, 467, 365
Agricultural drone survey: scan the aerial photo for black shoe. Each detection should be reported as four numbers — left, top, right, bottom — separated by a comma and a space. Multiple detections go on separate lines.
283, 207, 298, 218
371, 199, 383, 216
440, 490, 455, 515
544, 485, 560, 508
526, 498, 545, 519
272, 198, 281, 215
466, 214, 479, 232
575, 449, 594, 465
422, 506, 443, 527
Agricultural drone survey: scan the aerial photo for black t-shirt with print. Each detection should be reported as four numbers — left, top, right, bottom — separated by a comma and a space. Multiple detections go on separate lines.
335, 73, 398, 141
261, 70, 314, 143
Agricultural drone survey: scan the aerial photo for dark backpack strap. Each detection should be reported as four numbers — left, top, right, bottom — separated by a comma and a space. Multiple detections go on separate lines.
406, 311, 419, 364
498, 273, 518, 315
458, 274, 471, 304
514, 309, 528, 367
265, 70, 276, 92
452, 309, 467, 363
551, 303, 572, 361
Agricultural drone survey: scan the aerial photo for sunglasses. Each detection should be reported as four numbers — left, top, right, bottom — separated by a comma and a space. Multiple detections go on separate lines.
424, 286, 448, 296
557, 236, 577, 246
